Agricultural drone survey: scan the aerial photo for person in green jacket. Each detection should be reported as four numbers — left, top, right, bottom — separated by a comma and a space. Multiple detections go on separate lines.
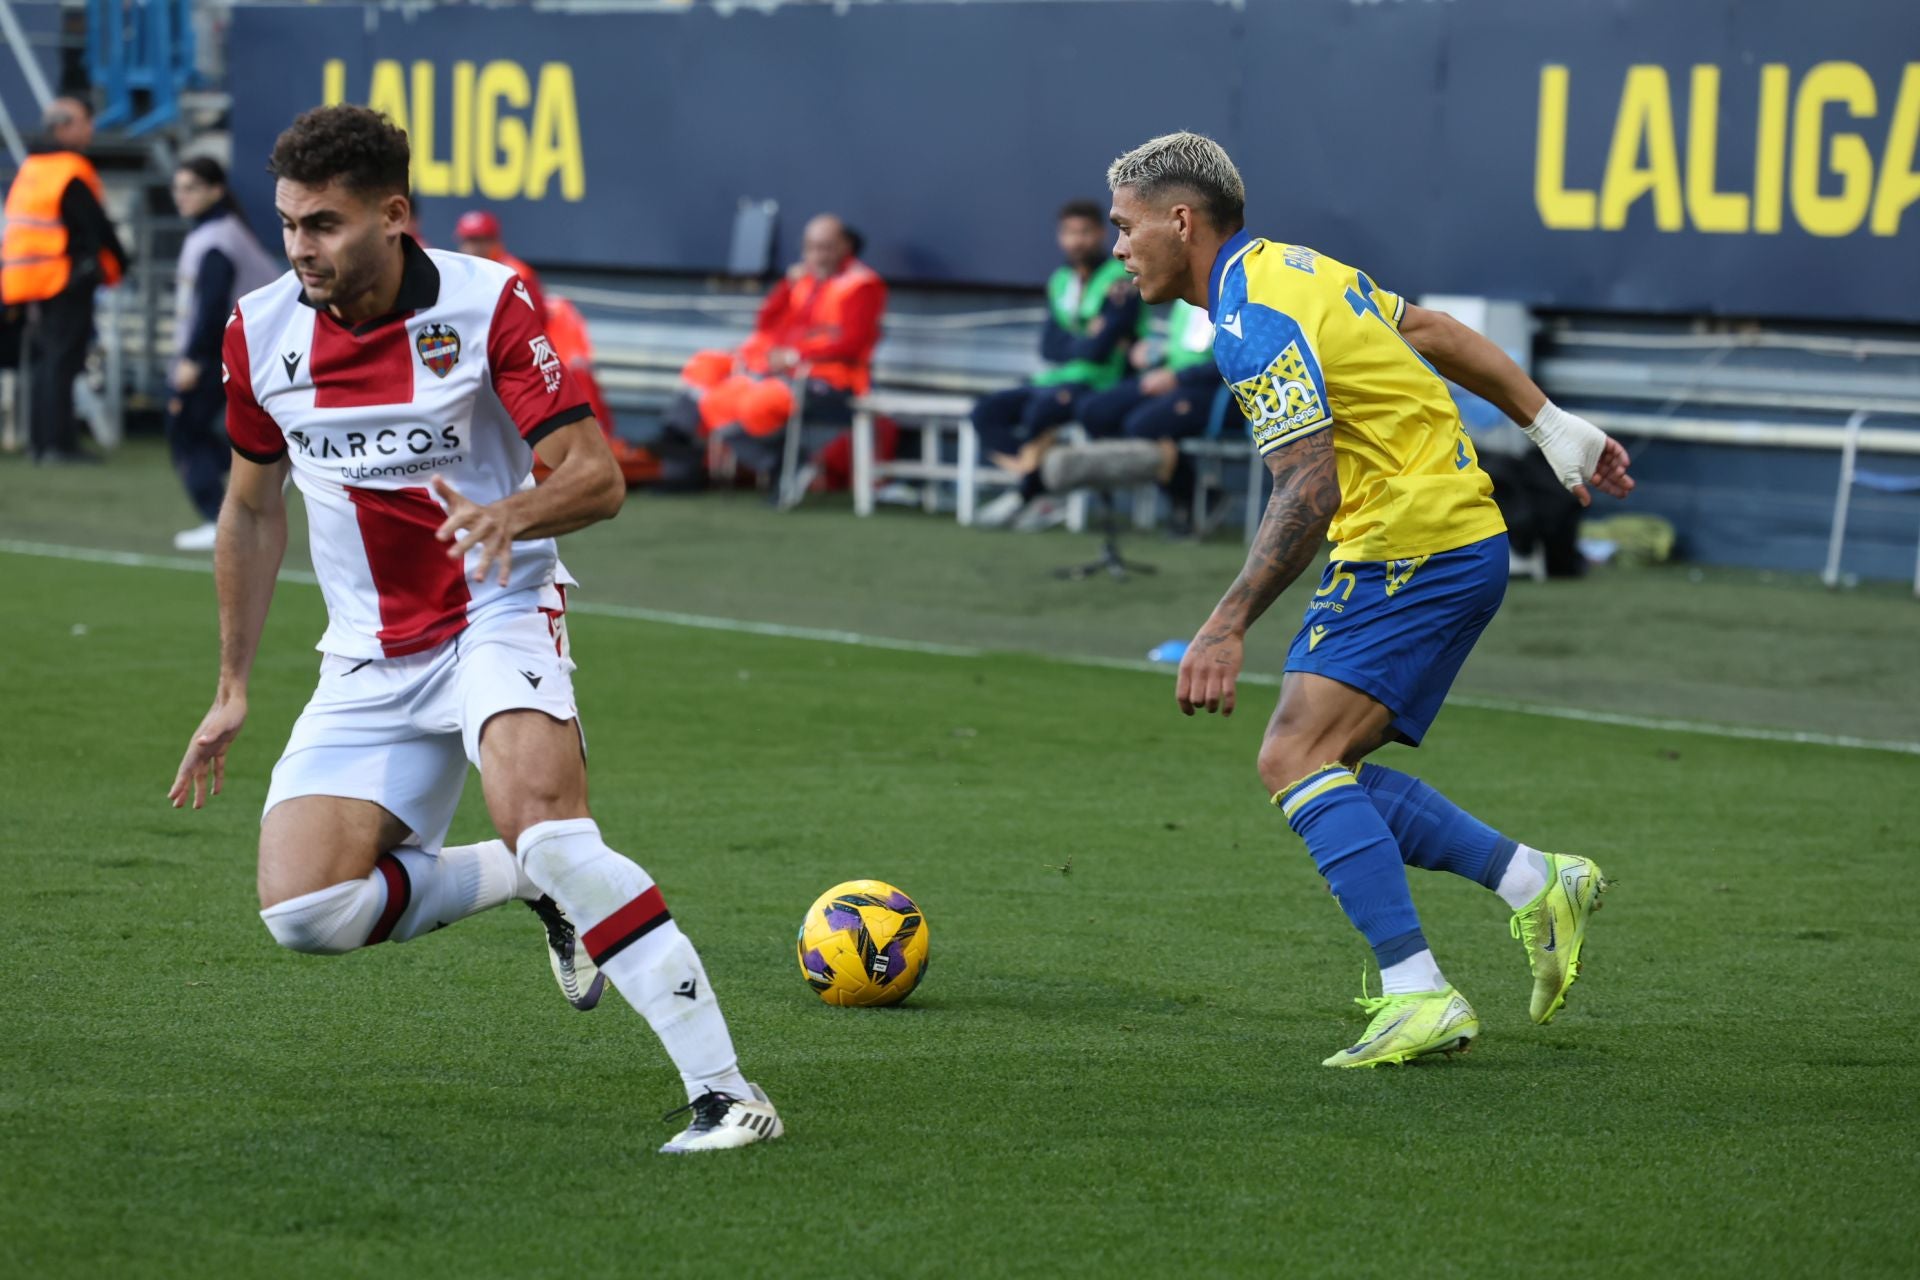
1074, 298, 1238, 535
973, 200, 1141, 495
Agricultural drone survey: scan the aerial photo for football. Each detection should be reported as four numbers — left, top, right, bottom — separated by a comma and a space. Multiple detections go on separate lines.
796, 880, 931, 1007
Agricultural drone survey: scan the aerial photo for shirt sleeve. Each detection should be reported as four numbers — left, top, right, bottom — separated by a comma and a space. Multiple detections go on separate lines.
486, 274, 593, 446
1057, 280, 1141, 364
755, 278, 795, 337
221, 306, 286, 463
1229, 300, 1332, 456
59, 177, 128, 279
186, 249, 236, 365
1360, 269, 1406, 329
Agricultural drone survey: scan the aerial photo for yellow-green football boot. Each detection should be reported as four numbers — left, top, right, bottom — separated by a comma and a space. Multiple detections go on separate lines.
1323, 986, 1479, 1068
1509, 852, 1611, 1024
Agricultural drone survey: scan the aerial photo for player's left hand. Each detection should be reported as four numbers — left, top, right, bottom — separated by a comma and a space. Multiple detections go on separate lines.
1586, 433, 1635, 503
431, 476, 517, 586
1177, 628, 1244, 717
1523, 401, 1635, 507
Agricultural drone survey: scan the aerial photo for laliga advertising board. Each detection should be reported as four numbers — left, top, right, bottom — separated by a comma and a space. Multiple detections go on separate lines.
227, 0, 1919, 323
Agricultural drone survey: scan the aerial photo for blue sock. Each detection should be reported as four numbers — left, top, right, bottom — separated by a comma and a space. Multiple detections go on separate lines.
1275, 766, 1427, 969
1357, 763, 1518, 890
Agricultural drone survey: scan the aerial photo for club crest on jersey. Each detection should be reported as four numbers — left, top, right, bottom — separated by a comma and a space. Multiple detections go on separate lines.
416, 323, 462, 379
1233, 339, 1327, 450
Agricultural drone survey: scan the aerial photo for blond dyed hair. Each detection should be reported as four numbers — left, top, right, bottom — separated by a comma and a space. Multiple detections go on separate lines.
1106, 131, 1245, 231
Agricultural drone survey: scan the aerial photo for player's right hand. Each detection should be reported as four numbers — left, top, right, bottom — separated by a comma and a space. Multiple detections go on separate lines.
169, 697, 247, 810
1177, 629, 1244, 717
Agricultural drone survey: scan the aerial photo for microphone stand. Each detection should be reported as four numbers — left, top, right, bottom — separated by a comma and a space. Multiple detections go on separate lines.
1054, 489, 1158, 581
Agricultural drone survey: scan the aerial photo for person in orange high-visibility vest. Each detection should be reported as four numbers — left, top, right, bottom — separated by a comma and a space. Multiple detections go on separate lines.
455, 209, 545, 316
536, 292, 659, 487
664, 213, 886, 486
2, 96, 127, 464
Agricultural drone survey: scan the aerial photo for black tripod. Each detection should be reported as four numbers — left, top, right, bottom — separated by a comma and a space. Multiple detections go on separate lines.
1054, 490, 1157, 581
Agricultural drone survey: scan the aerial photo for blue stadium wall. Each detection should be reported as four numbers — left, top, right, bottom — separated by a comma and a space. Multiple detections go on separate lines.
225, 0, 1920, 581
228, 0, 1920, 324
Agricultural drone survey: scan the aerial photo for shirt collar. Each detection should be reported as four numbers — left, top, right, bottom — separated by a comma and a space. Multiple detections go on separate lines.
300, 234, 440, 334
1206, 228, 1252, 319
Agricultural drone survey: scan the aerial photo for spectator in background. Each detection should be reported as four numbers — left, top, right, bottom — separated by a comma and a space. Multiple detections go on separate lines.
455, 209, 543, 313
1076, 298, 1235, 535
666, 213, 886, 481
165, 156, 280, 550
973, 200, 1140, 528
1, 96, 126, 464
539, 291, 659, 487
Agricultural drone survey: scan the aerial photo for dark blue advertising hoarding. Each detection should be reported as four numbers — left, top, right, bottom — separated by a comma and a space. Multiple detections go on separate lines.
227, 0, 1920, 323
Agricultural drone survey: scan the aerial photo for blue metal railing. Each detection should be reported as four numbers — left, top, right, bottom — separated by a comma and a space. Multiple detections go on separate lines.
86, 0, 195, 135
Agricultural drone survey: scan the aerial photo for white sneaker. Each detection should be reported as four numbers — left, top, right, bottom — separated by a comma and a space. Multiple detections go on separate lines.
172, 522, 218, 551
974, 490, 1026, 528
659, 1084, 784, 1154
1012, 496, 1067, 532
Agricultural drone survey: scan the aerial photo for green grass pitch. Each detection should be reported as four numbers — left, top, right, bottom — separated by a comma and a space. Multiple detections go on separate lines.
3, 445, 1917, 1276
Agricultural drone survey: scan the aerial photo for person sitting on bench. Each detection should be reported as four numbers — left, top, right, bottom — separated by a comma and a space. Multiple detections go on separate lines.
667, 214, 887, 480
974, 200, 1141, 528
1074, 298, 1235, 535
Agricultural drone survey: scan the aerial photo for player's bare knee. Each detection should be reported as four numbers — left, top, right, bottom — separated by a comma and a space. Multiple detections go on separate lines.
494, 792, 588, 853
1257, 736, 1340, 796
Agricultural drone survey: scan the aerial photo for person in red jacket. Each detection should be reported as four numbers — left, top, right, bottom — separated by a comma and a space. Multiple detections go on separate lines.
455, 209, 544, 315
667, 214, 886, 481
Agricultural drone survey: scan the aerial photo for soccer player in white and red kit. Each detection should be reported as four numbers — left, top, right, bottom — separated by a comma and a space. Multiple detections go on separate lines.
167, 106, 781, 1153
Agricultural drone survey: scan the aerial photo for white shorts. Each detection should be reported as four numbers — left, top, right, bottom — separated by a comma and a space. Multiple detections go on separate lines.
263, 603, 581, 853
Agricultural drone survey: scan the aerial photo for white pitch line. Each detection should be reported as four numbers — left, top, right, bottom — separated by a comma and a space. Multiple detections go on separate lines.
5, 537, 1917, 757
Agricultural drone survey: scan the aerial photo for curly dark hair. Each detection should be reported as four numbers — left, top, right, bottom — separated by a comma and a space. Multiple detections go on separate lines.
267, 104, 410, 197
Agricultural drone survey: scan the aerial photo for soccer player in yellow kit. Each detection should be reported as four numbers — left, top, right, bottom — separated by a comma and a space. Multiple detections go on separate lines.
1107, 133, 1635, 1067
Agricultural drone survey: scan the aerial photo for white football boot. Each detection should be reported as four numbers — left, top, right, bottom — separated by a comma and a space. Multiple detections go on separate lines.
526, 895, 605, 1011
974, 490, 1026, 529
658, 1085, 784, 1154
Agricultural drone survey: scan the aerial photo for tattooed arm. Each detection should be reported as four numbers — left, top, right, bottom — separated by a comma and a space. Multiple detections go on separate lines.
1175, 429, 1339, 717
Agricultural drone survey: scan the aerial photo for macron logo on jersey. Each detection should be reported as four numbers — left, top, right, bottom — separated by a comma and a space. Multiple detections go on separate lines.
1220, 312, 1243, 339
513, 280, 534, 311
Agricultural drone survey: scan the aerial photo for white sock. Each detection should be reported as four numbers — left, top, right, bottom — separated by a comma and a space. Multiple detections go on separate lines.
1495, 845, 1551, 911
517, 818, 752, 1103
1379, 948, 1447, 995
383, 842, 528, 941
258, 841, 521, 952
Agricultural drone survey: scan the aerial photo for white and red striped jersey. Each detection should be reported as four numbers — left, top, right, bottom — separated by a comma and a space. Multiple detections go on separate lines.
222, 237, 592, 659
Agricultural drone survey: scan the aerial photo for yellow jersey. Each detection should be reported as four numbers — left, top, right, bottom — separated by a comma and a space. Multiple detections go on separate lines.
1208, 231, 1506, 562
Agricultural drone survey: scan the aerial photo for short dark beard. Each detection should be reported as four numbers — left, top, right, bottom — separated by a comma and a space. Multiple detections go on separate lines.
322, 225, 400, 321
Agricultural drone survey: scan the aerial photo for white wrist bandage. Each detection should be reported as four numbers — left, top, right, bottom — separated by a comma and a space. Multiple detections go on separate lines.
1522, 400, 1605, 494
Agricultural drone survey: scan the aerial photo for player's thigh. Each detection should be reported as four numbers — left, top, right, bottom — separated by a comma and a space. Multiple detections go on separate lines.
452, 611, 590, 847
1257, 672, 1396, 791
476, 709, 590, 848
258, 795, 413, 908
